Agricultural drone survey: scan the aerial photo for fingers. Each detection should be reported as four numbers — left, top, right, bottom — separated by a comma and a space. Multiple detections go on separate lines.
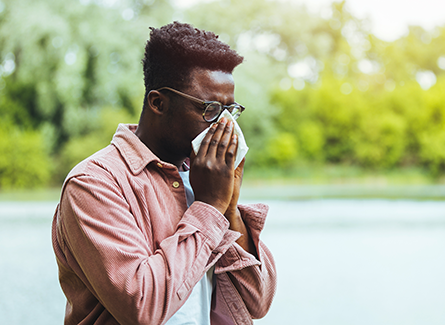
196, 123, 218, 159
197, 118, 235, 162
234, 157, 245, 177
225, 134, 238, 168
206, 118, 231, 157
190, 148, 197, 164
215, 120, 233, 158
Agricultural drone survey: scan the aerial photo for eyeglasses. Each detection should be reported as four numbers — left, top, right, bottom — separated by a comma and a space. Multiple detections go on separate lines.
156, 86, 245, 123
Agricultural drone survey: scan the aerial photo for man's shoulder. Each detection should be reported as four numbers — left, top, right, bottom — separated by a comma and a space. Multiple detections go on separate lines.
60, 123, 160, 195
64, 144, 126, 185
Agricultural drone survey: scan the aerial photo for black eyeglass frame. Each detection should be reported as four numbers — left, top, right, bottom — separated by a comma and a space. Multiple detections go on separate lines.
155, 86, 245, 123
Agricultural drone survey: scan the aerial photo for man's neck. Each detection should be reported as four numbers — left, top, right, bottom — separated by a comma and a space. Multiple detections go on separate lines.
135, 126, 185, 169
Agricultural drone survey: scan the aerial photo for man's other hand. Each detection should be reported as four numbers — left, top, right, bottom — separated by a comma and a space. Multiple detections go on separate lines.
190, 117, 238, 215
224, 158, 245, 219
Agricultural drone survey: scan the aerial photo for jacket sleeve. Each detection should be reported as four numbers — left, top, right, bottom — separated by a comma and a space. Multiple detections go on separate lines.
55, 173, 240, 325
214, 203, 277, 320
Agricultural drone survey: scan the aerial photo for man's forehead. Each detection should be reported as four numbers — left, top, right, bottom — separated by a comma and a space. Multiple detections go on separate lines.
188, 68, 234, 96
189, 68, 233, 83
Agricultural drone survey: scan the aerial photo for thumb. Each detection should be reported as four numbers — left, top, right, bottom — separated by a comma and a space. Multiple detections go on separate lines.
234, 158, 245, 178
189, 149, 197, 166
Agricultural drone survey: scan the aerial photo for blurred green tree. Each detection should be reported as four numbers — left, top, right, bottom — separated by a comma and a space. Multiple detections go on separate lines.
2, 0, 445, 188
0, 0, 173, 185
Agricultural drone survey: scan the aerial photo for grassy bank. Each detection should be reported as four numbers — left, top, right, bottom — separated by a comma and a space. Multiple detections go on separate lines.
0, 188, 61, 202
241, 165, 445, 200
243, 164, 440, 186
1, 165, 445, 201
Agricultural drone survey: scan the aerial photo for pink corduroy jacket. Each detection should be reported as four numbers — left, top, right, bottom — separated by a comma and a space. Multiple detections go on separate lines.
52, 124, 276, 325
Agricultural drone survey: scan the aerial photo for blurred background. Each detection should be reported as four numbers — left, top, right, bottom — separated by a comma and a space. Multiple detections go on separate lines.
1, 0, 445, 324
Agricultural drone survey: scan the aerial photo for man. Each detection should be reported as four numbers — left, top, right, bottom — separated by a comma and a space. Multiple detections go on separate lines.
52, 22, 276, 325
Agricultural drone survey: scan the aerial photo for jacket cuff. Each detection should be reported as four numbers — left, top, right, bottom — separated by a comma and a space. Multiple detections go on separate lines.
214, 203, 269, 273
238, 203, 269, 233
214, 242, 261, 274
181, 201, 230, 250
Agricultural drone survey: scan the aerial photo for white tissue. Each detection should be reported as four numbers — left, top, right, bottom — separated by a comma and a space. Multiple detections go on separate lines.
191, 110, 249, 169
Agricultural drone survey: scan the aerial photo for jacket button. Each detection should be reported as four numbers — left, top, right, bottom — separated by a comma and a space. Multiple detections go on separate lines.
172, 181, 180, 188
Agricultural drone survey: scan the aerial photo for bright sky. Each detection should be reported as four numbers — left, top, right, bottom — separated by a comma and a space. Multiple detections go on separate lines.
300, 0, 445, 41
174, 0, 445, 41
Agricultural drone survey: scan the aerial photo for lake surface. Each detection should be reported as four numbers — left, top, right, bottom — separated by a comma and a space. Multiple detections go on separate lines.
1, 199, 445, 325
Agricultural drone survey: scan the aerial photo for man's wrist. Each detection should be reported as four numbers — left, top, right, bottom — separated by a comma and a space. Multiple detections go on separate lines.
194, 199, 227, 215
225, 206, 242, 228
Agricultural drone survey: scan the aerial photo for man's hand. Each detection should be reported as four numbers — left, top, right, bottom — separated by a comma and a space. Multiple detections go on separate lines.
224, 158, 245, 219
190, 123, 256, 255
223, 158, 257, 256
190, 118, 238, 214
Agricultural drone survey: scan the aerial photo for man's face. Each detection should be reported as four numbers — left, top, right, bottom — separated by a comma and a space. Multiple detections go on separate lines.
161, 68, 236, 160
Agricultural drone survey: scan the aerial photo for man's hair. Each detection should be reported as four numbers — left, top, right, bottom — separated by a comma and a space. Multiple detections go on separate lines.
142, 21, 244, 109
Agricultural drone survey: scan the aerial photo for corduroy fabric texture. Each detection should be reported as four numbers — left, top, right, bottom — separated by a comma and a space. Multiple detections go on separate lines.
52, 124, 276, 325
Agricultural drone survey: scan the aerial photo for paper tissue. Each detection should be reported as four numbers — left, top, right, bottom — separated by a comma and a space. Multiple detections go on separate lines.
191, 110, 249, 168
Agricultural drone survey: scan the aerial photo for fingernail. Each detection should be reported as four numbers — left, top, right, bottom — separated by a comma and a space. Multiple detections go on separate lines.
220, 117, 227, 124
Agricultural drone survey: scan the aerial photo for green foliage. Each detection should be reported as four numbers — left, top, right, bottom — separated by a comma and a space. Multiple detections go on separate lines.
0, 122, 51, 189
271, 75, 445, 172
297, 121, 325, 160
57, 107, 138, 180
2, 0, 445, 189
259, 132, 298, 168
352, 112, 406, 168
414, 76, 445, 173
0, 0, 165, 188
0, 0, 171, 151
418, 130, 445, 174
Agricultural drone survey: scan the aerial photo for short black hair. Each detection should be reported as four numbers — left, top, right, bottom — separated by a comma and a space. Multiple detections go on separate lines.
141, 21, 244, 109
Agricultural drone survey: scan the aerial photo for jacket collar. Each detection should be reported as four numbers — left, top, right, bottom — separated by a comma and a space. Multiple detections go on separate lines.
111, 124, 164, 175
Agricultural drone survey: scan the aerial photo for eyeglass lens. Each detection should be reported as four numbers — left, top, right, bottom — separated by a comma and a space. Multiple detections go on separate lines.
203, 103, 221, 122
203, 103, 242, 122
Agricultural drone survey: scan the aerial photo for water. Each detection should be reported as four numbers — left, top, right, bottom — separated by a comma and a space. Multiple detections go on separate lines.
1, 200, 445, 325
0, 202, 64, 324
254, 200, 445, 325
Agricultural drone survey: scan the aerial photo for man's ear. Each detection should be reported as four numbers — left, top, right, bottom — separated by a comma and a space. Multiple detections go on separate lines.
146, 90, 166, 115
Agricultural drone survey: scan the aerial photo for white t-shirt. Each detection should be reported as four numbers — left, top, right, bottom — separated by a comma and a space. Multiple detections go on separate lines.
165, 170, 214, 325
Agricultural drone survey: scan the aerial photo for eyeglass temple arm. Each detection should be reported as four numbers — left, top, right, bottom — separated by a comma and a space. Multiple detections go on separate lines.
156, 87, 206, 105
